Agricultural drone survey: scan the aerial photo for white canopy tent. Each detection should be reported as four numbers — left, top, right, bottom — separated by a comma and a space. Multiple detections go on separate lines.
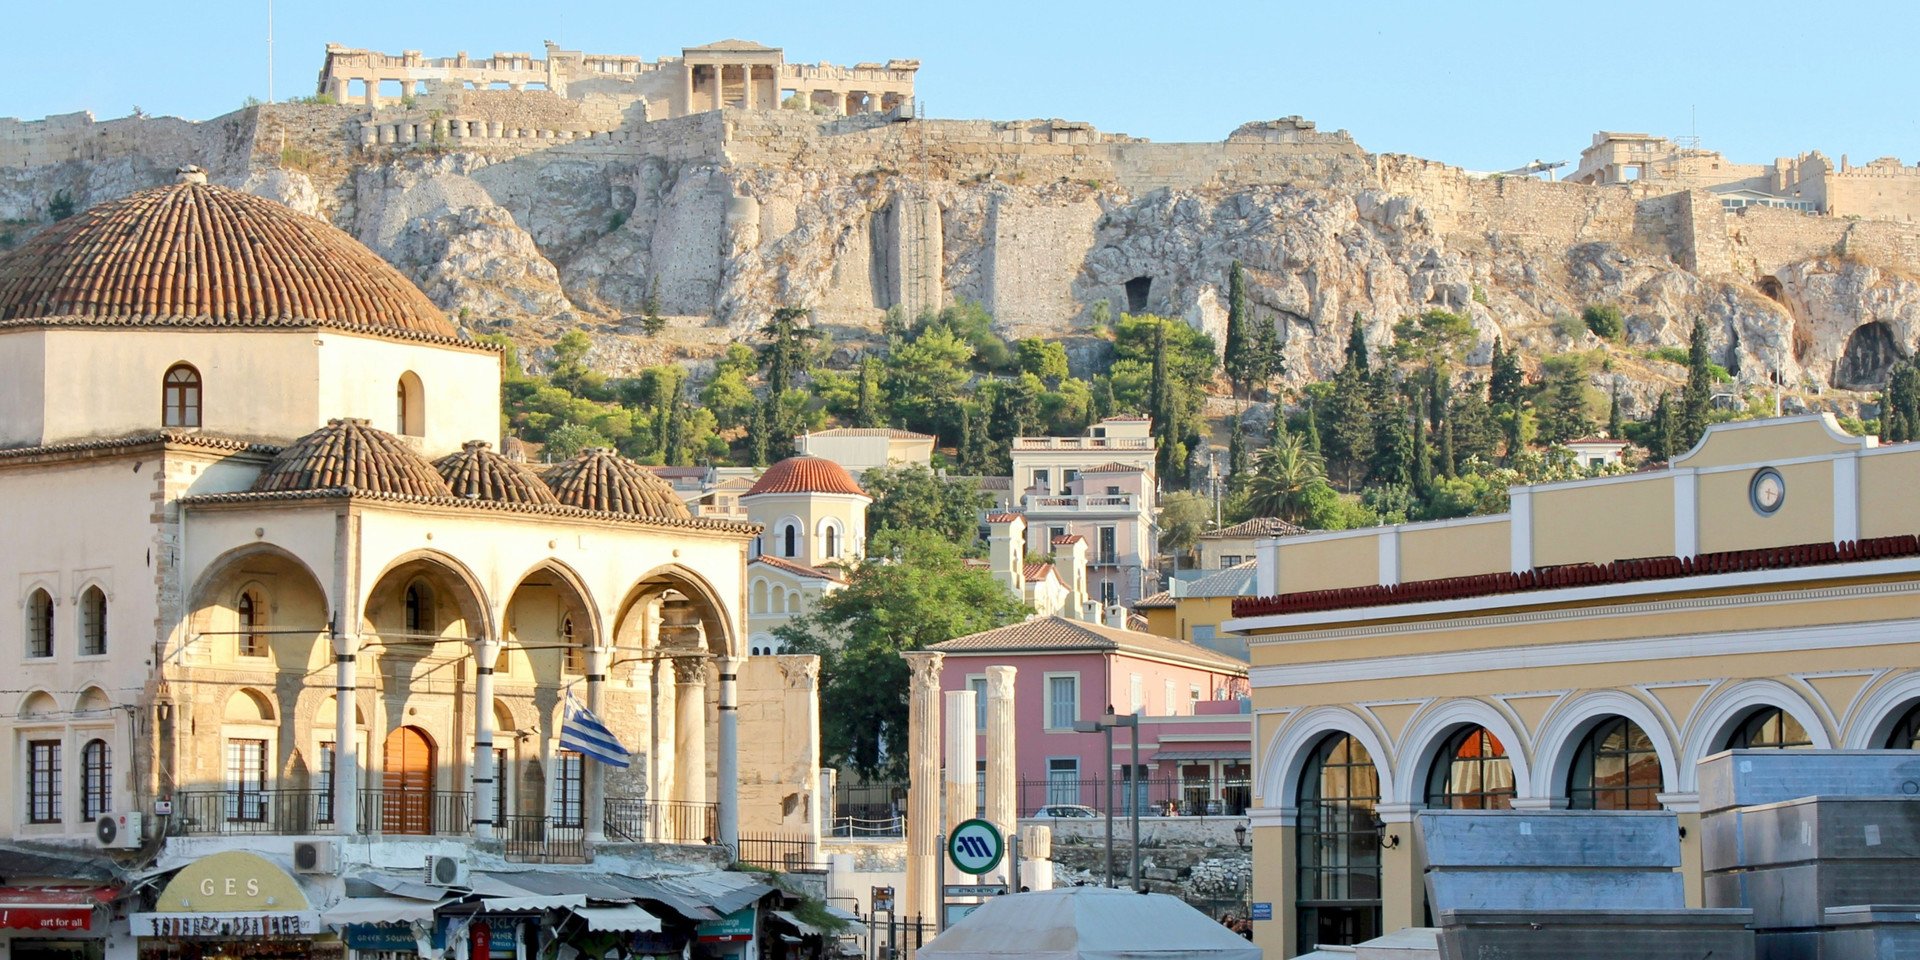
916, 887, 1262, 960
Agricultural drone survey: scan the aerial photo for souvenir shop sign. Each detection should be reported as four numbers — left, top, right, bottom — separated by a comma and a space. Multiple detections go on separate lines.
133, 913, 319, 937
344, 924, 419, 951
696, 906, 755, 944
431, 917, 516, 956
151, 852, 310, 913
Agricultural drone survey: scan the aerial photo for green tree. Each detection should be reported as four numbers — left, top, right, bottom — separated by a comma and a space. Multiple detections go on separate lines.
759, 305, 817, 394
1244, 434, 1327, 522
1017, 338, 1071, 383
1536, 362, 1596, 446
1223, 261, 1257, 395
854, 356, 885, 428
1607, 380, 1623, 438
1344, 317, 1370, 373
777, 529, 1029, 778
1682, 320, 1714, 449
1583, 304, 1625, 341
1882, 361, 1920, 442
1323, 365, 1374, 489
1449, 379, 1501, 467
544, 422, 610, 461
1410, 406, 1432, 497
1227, 409, 1248, 486
1489, 338, 1525, 409
861, 465, 993, 546
1158, 491, 1215, 565
884, 326, 974, 439
551, 330, 595, 393
747, 402, 770, 467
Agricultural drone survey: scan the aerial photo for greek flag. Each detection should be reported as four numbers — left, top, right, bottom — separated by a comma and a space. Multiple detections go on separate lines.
561, 693, 632, 767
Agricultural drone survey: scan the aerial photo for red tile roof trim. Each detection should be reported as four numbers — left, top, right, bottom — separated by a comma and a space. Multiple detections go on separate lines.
1231, 535, 1920, 618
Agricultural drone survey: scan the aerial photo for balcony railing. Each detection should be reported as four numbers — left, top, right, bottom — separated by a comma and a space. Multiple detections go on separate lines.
737, 833, 824, 873
169, 788, 471, 837
603, 797, 716, 844
1022, 494, 1140, 513
500, 814, 586, 863
1012, 437, 1154, 451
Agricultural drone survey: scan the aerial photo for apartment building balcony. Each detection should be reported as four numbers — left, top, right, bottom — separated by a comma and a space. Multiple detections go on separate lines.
1022, 493, 1142, 514
1011, 437, 1154, 452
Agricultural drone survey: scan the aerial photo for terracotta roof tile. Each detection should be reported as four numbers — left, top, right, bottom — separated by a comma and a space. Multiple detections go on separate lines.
0, 430, 278, 460
0, 179, 455, 337
434, 440, 560, 505
929, 616, 1247, 672
1080, 462, 1146, 473
1023, 562, 1060, 583
806, 428, 934, 439
985, 512, 1023, 523
745, 456, 867, 497
1202, 516, 1307, 539
546, 447, 692, 519
178, 486, 761, 535
252, 418, 451, 497
751, 555, 845, 582
1052, 534, 1086, 545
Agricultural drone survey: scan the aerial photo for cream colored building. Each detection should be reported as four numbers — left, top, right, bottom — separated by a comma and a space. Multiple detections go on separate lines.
1195, 516, 1305, 570
793, 427, 934, 478
1224, 415, 1920, 956
0, 174, 825, 916
743, 456, 870, 653
1012, 417, 1160, 608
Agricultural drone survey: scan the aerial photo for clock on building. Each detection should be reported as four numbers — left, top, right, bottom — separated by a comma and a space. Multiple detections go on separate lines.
1750, 467, 1786, 515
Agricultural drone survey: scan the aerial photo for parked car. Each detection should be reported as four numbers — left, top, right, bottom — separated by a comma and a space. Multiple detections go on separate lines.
1032, 804, 1100, 819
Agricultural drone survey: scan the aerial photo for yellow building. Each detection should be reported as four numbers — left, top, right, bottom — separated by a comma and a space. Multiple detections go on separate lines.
1223, 415, 1920, 957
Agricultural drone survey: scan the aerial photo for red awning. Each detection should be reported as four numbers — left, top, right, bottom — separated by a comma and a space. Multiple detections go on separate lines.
0, 886, 116, 932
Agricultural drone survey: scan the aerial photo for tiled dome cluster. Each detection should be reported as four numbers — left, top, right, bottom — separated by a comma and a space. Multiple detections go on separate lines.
254, 426, 690, 521
745, 455, 866, 497
0, 177, 455, 338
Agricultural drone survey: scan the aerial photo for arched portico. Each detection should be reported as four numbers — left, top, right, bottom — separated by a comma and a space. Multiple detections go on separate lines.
1531, 690, 1680, 805
1843, 670, 1920, 748
1261, 706, 1398, 810
1679, 679, 1834, 791
1394, 698, 1534, 808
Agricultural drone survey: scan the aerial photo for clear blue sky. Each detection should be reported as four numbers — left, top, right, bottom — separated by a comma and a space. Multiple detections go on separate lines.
5, 0, 1913, 172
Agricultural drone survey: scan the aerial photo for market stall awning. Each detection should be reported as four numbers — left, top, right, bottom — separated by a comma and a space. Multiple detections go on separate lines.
824, 904, 869, 937
320, 896, 442, 927
1149, 748, 1250, 762
770, 910, 825, 937
572, 905, 662, 933
0, 886, 114, 931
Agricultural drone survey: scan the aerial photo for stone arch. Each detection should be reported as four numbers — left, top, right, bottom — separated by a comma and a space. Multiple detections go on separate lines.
1842, 670, 1920, 748
361, 549, 494, 642
501, 560, 600, 685
396, 370, 425, 437
1394, 698, 1533, 806
72, 687, 112, 716
1679, 678, 1834, 791
1531, 690, 1680, 804
751, 579, 769, 615
1835, 321, 1905, 389
18, 690, 58, 718
616, 564, 740, 659
1260, 706, 1397, 809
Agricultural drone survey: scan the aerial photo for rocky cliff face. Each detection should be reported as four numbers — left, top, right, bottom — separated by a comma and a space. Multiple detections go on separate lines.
5, 102, 1919, 410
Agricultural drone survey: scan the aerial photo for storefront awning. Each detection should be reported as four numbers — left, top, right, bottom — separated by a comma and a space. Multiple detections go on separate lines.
823, 904, 868, 937
471, 895, 585, 913
770, 910, 824, 937
1151, 748, 1250, 762
0, 886, 114, 931
571, 905, 662, 933
320, 897, 441, 927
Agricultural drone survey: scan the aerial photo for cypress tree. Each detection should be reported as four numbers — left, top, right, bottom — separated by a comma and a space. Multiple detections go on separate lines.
1411, 407, 1432, 497
1344, 316, 1370, 373
664, 393, 688, 465
1252, 313, 1282, 398
1607, 380, 1623, 438
1091, 376, 1116, 420
854, 358, 881, 428
1490, 338, 1524, 409
1441, 416, 1457, 478
1652, 392, 1678, 462
747, 400, 770, 467
1223, 261, 1253, 396
1682, 320, 1714, 448
1304, 400, 1322, 455
1228, 409, 1248, 483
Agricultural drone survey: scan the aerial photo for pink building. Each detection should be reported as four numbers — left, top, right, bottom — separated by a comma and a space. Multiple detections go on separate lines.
928, 617, 1251, 818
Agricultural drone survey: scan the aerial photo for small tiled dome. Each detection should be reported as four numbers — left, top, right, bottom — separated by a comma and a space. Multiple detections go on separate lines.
545, 448, 691, 519
253, 418, 453, 497
0, 175, 455, 338
745, 456, 865, 497
434, 440, 560, 505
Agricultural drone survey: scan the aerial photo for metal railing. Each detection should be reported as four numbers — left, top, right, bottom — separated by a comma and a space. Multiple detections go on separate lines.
603, 797, 716, 844
737, 833, 824, 873
1018, 777, 1252, 818
168, 788, 473, 836
831, 781, 907, 837
356, 789, 472, 836
500, 814, 586, 863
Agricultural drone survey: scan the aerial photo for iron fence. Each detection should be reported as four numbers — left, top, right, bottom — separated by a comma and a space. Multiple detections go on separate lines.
737, 832, 824, 873
1017, 777, 1251, 818
355, 789, 473, 836
169, 788, 331, 835
832, 781, 907, 837
500, 814, 587, 862
603, 797, 716, 843
867, 913, 933, 960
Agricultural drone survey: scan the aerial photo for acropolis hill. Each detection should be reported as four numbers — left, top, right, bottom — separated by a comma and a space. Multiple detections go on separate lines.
5, 39, 1920, 409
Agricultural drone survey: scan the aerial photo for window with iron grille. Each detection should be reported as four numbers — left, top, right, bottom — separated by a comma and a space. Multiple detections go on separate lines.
25, 590, 54, 658
553, 751, 584, 827
225, 738, 269, 822
27, 741, 60, 823
237, 590, 267, 657
81, 740, 111, 821
79, 587, 107, 657
316, 741, 335, 823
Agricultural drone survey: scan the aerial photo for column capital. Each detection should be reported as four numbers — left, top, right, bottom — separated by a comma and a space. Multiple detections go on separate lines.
1657, 791, 1701, 814
672, 654, 709, 685
985, 664, 1017, 697
1374, 801, 1423, 824
901, 650, 945, 686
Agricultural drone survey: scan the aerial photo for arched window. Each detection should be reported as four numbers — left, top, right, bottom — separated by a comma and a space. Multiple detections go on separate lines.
751, 580, 768, 615
79, 586, 107, 656
237, 588, 268, 657
163, 364, 202, 428
1724, 707, 1812, 750
396, 372, 424, 436
1885, 703, 1920, 750
1297, 734, 1381, 953
81, 740, 112, 821
562, 615, 583, 674
782, 523, 799, 559
403, 582, 433, 635
821, 521, 841, 560
25, 588, 53, 658
1425, 726, 1515, 810
1567, 716, 1663, 810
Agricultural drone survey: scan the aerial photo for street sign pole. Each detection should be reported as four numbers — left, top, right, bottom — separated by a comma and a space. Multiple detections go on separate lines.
1009, 830, 1022, 892
936, 831, 948, 933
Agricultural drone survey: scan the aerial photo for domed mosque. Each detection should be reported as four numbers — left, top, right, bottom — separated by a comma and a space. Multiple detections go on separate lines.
0, 170, 797, 885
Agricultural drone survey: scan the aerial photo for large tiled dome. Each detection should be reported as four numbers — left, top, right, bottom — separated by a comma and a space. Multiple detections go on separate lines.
253, 418, 453, 497
0, 174, 455, 338
745, 456, 865, 497
435, 440, 560, 505
545, 448, 692, 519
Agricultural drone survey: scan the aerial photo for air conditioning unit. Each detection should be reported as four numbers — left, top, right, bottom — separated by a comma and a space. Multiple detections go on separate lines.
293, 840, 339, 875
95, 812, 144, 850
424, 855, 469, 887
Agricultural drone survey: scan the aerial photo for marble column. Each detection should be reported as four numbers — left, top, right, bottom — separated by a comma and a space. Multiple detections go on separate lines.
944, 690, 978, 836
902, 650, 945, 923
331, 619, 359, 836
716, 655, 742, 849
469, 635, 499, 840
673, 656, 708, 807
584, 644, 611, 843
984, 666, 1018, 851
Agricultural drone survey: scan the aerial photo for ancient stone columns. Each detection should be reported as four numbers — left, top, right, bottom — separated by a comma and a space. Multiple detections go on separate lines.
673, 656, 708, 806
903, 650, 945, 923
716, 655, 742, 849
331, 617, 359, 836
944, 689, 978, 835
985, 666, 1018, 845
585, 643, 611, 842
470, 635, 500, 840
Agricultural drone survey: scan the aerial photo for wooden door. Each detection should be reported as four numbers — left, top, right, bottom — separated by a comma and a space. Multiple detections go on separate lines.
382, 726, 435, 835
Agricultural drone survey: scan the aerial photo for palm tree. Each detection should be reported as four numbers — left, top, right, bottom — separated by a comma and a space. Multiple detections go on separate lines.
1245, 434, 1327, 522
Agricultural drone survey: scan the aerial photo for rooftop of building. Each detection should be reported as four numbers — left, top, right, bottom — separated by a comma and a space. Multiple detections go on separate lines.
745, 456, 866, 497
1201, 516, 1307, 540
929, 616, 1247, 673
803, 427, 935, 440
1138, 562, 1260, 609
750, 555, 846, 582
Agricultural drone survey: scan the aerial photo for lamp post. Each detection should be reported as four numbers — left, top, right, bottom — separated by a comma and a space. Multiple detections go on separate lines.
1075, 711, 1143, 891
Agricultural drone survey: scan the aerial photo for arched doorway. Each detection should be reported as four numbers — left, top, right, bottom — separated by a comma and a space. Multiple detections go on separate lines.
1297, 733, 1382, 953
382, 726, 436, 835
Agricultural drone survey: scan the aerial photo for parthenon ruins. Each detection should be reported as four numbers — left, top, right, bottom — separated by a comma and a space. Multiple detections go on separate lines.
317, 39, 918, 118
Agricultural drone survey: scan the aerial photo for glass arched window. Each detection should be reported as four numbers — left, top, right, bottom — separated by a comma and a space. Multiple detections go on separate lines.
562, 615, 583, 674
1297, 734, 1381, 953
1885, 703, 1920, 750
79, 586, 107, 656
81, 740, 112, 821
396, 372, 424, 436
782, 523, 799, 559
1426, 726, 1515, 810
237, 589, 267, 657
403, 583, 432, 635
163, 364, 202, 428
1724, 707, 1812, 750
25, 588, 53, 658
823, 524, 840, 559
1567, 716, 1663, 810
